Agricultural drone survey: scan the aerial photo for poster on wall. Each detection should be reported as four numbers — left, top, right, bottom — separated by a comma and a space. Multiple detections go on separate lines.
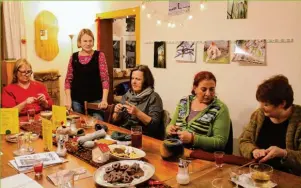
126, 41, 136, 68
232, 40, 266, 65
175, 41, 196, 62
169, 0, 190, 16
113, 40, 120, 68
227, 0, 248, 19
154, 41, 166, 69
204, 41, 230, 64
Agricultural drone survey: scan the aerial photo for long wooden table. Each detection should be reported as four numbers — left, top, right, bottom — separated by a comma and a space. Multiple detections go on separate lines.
1, 115, 301, 187
0, 116, 212, 187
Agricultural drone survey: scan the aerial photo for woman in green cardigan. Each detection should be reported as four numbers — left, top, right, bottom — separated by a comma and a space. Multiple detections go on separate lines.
166, 71, 230, 152
239, 75, 301, 175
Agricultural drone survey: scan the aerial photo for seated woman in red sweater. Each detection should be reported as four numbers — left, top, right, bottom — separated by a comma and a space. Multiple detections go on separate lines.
1, 59, 53, 115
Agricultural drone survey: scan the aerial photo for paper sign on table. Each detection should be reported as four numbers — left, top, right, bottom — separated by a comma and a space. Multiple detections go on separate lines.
52, 105, 66, 130
0, 108, 19, 134
42, 118, 53, 151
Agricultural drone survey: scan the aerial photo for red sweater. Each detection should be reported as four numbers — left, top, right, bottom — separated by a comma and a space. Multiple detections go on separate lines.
1, 81, 53, 115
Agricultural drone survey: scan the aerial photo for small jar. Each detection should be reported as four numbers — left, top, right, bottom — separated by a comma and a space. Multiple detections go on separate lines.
176, 163, 190, 185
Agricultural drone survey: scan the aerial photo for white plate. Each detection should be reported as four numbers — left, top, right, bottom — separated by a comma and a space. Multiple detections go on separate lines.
231, 173, 277, 188
94, 160, 155, 188
109, 144, 146, 160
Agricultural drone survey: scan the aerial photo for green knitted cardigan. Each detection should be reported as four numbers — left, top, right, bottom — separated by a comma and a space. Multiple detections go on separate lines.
167, 95, 230, 151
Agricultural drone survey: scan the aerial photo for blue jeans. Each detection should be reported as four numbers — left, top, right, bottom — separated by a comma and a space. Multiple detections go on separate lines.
72, 100, 104, 121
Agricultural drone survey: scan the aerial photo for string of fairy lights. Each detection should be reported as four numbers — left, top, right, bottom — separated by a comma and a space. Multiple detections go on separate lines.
140, 0, 207, 28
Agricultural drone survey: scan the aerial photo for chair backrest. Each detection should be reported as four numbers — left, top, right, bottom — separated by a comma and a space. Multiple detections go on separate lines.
84, 101, 115, 123
224, 120, 233, 154
163, 110, 171, 128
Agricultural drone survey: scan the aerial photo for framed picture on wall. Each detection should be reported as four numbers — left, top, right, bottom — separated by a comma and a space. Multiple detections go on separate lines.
154, 41, 166, 68
113, 40, 120, 68
175, 41, 196, 62
232, 40, 266, 65
125, 41, 136, 68
203, 40, 230, 64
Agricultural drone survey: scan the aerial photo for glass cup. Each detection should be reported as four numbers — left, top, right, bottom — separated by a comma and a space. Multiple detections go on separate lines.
250, 163, 273, 187
131, 126, 142, 149
27, 109, 35, 123
214, 151, 225, 168
17, 134, 28, 155
33, 160, 43, 178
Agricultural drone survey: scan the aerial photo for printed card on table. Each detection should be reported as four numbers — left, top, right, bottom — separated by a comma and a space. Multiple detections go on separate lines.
52, 105, 66, 130
0, 108, 19, 134
42, 118, 53, 151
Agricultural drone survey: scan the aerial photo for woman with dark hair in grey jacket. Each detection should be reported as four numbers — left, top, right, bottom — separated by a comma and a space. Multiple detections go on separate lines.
112, 65, 164, 140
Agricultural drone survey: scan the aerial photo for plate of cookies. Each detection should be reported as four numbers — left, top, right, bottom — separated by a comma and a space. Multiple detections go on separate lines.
94, 160, 155, 187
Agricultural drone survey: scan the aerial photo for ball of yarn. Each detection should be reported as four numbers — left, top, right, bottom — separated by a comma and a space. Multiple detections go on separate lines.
160, 138, 184, 161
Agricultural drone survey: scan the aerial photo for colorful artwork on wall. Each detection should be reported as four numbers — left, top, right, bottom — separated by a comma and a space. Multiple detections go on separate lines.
175, 41, 196, 62
168, 0, 190, 16
154, 41, 166, 68
227, 0, 248, 19
204, 40, 230, 64
232, 40, 266, 65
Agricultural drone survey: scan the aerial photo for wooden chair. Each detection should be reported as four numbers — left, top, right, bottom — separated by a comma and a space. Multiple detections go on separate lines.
84, 101, 115, 123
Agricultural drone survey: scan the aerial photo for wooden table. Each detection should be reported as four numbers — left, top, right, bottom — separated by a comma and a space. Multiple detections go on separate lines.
0, 116, 212, 187
2, 115, 301, 187
164, 163, 301, 188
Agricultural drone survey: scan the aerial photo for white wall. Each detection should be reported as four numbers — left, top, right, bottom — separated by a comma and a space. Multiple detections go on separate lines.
140, 1, 301, 141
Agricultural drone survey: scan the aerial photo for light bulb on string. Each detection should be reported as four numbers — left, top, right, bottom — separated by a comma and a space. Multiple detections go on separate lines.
167, 22, 172, 28
147, 13, 151, 19
141, 3, 146, 10
156, 20, 162, 25
188, 15, 193, 20
200, 0, 207, 11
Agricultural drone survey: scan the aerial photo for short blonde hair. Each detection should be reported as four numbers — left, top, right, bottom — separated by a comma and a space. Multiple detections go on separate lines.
77, 29, 94, 48
12, 59, 32, 84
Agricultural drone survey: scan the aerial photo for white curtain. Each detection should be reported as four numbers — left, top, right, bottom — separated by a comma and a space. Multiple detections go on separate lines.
3, 1, 26, 59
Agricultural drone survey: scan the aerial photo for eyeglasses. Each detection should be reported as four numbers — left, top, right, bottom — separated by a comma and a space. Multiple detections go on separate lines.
18, 70, 33, 75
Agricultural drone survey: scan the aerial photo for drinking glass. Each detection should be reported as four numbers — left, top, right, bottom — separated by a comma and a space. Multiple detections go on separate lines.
214, 151, 225, 168
33, 160, 43, 178
27, 109, 35, 123
131, 126, 142, 149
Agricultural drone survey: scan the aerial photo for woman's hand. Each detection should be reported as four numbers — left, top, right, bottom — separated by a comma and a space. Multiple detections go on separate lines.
166, 125, 179, 136
124, 102, 140, 116
252, 149, 266, 159
26, 97, 36, 104
65, 98, 72, 111
259, 146, 287, 163
114, 103, 123, 113
98, 100, 108, 109
177, 130, 193, 144
37, 93, 47, 105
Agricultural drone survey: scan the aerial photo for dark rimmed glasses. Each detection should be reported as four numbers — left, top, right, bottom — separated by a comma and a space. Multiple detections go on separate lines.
18, 69, 33, 75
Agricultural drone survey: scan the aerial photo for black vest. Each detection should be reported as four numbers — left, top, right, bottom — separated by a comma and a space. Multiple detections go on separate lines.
71, 51, 102, 103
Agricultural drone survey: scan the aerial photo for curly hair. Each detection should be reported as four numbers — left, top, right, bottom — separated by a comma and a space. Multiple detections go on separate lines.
256, 75, 294, 109
191, 71, 216, 95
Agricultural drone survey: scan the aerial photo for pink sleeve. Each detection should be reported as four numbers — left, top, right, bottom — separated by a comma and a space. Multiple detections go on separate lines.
98, 52, 109, 90
64, 56, 73, 90
1, 86, 17, 108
